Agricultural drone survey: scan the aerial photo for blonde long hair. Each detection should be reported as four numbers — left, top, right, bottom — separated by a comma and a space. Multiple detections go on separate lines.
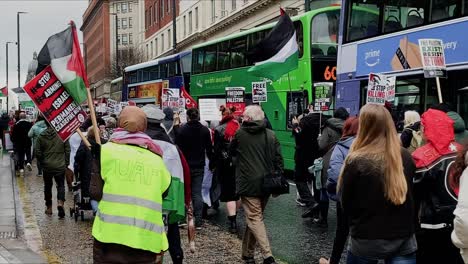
338, 104, 408, 205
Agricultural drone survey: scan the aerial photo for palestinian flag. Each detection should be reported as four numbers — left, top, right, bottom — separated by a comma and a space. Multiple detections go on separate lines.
247, 8, 298, 81
0, 86, 7, 97
36, 21, 89, 104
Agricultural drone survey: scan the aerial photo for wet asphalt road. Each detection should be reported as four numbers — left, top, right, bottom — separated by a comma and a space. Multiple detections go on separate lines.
209, 184, 345, 264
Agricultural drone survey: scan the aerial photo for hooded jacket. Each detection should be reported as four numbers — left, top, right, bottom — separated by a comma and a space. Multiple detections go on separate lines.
412, 109, 462, 229
318, 117, 345, 153
447, 111, 468, 144
452, 152, 468, 263
28, 120, 47, 145
35, 127, 70, 173
326, 136, 355, 201
230, 120, 284, 197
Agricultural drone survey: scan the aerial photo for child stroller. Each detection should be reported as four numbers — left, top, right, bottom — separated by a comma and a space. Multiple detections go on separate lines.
70, 141, 95, 221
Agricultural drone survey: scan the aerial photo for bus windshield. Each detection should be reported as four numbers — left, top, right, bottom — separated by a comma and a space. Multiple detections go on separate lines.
311, 9, 340, 56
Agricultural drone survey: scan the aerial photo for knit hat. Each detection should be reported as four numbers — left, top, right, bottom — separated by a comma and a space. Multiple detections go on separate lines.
118, 106, 147, 132
141, 104, 165, 123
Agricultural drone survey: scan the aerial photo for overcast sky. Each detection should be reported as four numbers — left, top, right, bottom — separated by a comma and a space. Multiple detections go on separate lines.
0, 1, 88, 89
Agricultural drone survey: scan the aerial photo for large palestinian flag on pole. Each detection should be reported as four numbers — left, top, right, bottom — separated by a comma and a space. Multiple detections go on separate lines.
36, 21, 88, 104
247, 9, 299, 81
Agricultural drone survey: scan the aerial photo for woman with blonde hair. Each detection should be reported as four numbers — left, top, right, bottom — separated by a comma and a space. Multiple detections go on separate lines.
338, 104, 417, 264
400, 110, 422, 153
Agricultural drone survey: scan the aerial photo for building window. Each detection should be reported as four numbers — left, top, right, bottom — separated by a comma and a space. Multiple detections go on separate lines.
117, 18, 121, 29
161, 0, 164, 18
117, 34, 121, 45
129, 17, 133, 28
221, 0, 226, 17
146, 44, 149, 59
122, 34, 128, 45
168, 29, 171, 47
155, 38, 158, 56
129, 33, 133, 45
195, 7, 199, 30
122, 2, 128, 13
122, 18, 128, 29
162, 33, 165, 51
232, 0, 236, 10
129, 2, 132, 12
145, 10, 148, 29
211, 0, 216, 23
189, 11, 192, 34
154, 5, 158, 22
150, 6, 153, 25
183, 15, 186, 36
150, 41, 153, 58
116, 3, 120, 13
243, 0, 248, 4
167, 0, 170, 13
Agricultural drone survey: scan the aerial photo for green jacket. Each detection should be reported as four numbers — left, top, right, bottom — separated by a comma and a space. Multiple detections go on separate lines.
230, 120, 284, 197
447, 111, 468, 144
28, 120, 47, 146
35, 127, 70, 173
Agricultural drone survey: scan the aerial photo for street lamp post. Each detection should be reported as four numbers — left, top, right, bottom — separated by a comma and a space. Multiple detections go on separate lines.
6, 41, 17, 112
172, 0, 177, 53
17, 11, 27, 89
110, 13, 119, 75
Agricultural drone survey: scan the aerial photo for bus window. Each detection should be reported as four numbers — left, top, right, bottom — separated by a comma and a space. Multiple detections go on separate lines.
149, 65, 159, 80
160, 63, 168, 79
168, 61, 176, 77
311, 10, 339, 56
384, 0, 424, 33
204, 45, 217, 72
192, 49, 204, 74
180, 53, 192, 73
294, 21, 304, 58
230, 36, 247, 68
347, 0, 380, 41
217, 41, 231, 70
430, 0, 458, 22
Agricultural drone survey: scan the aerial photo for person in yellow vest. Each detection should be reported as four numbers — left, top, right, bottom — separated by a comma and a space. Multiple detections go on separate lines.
90, 106, 171, 264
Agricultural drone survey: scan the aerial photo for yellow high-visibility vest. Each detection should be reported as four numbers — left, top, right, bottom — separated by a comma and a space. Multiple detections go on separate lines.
92, 142, 171, 253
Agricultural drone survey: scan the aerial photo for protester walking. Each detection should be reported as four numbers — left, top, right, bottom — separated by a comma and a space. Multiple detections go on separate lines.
319, 116, 359, 264
162, 107, 176, 142
142, 104, 185, 264
35, 122, 70, 218
400, 111, 422, 153
0, 113, 10, 151
175, 108, 213, 229
230, 105, 283, 264
11, 112, 33, 175
451, 142, 468, 263
28, 115, 47, 177
291, 107, 321, 212
90, 106, 171, 264
214, 105, 241, 233
310, 108, 349, 227
339, 104, 417, 264
412, 108, 464, 264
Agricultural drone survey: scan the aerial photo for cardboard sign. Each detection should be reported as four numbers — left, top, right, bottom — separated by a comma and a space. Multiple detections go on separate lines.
418, 38, 447, 78
385, 76, 396, 102
367, 73, 387, 105
313, 82, 333, 111
199, 98, 226, 121
225, 87, 245, 116
252, 82, 267, 103
23, 66, 87, 141
162, 88, 180, 109
107, 99, 117, 114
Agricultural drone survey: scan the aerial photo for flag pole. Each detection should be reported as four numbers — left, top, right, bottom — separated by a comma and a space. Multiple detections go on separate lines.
87, 88, 101, 145
436, 77, 443, 103
76, 129, 91, 149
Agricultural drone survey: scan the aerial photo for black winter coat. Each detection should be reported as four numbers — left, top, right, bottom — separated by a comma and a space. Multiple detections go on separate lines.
292, 113, 321, 171
74, 138, 105, 197
11, 119, 32, 148
175, 120, 213, 169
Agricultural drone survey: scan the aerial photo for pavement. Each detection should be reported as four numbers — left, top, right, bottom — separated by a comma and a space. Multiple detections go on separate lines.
0, 152, 46, 263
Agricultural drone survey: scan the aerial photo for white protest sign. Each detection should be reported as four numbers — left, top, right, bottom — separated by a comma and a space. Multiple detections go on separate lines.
418, 38, 447, 78
199, 98, 226, 121
252, 82, 267, 103
367, 73, 387, 105
162, 88, 180, 109
107, 99, 118, 114
385, 76, 396, 102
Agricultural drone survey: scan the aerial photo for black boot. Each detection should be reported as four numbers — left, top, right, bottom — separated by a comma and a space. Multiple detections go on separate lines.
228, 215, 237, 234
313, 201, 329, 228
263, 256, 277, 264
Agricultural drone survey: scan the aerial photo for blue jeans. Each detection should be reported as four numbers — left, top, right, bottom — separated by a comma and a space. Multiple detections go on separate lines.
347, 251, 416, 264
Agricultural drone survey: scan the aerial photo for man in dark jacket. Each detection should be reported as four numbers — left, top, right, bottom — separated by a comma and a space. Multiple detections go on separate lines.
175, 108, 213, 229
11, 112, 33, 175
0, 113, 10, 151
230, 105, 283, 264
35, 123, 70, 218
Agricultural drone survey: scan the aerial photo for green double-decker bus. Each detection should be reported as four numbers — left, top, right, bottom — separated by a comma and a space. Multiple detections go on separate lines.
190, 7, 341, 170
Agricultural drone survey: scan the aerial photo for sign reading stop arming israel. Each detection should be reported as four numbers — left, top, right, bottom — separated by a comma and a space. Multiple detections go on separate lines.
23, 65, 87, 141
367, 73, 396, 105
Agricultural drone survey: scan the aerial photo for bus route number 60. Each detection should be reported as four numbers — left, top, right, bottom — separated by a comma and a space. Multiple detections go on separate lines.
324, 66, 337, 81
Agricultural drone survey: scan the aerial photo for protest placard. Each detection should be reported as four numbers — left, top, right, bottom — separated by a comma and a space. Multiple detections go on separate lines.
23, 66, 87, 141
313, 82, 333, 111
226, 87, 245, 116
385, 76, 396, 102
107, 99, 117, 114
418, 39, 447, 78
162, 88, 180, 109
199, 98, 225, 121
367, 73, 387, 105
252, 82, 267, 103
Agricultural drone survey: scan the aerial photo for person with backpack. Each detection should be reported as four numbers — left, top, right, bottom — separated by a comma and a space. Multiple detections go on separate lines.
400, 111, 422, 153
451, 142, 468, 263
319, 116, 359, 264
339, 104, 417, 263
412, 109, 464, 264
